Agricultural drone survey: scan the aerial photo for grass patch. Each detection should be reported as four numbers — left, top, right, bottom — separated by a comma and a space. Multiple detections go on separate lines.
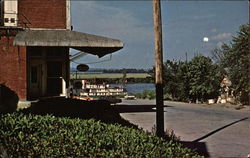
0, 113, 203, 157
135, 90, 156, 100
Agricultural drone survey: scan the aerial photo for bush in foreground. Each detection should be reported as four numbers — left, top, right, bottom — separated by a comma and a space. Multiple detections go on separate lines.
0, 113, 203, 157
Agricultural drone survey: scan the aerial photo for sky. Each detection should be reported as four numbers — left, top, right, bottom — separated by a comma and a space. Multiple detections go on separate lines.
70, 1, 249, 69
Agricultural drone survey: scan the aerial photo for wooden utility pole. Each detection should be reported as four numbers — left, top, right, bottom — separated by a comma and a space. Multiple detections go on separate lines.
153, 0, 164, 137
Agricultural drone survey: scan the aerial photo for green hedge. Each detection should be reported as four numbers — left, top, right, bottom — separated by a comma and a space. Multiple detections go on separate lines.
0, 113, 203, 157
135, 90, 156, 100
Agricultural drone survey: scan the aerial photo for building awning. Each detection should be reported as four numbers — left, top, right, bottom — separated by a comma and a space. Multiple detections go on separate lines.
13, 30, 123, 57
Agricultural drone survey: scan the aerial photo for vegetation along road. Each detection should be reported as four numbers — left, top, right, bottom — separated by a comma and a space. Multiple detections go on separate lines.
116, 99, 250, 158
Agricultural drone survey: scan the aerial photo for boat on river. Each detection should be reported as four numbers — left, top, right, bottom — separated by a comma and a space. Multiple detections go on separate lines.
70, 80, 127, 103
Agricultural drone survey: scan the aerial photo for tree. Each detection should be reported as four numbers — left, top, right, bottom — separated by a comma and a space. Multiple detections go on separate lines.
218, 23, 250, 104
186, 55, 222, 102
152, 56, 222, 102
162, 60, 188, 101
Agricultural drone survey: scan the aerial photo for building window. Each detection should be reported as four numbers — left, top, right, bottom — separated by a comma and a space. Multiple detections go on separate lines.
10, 18, 15, 23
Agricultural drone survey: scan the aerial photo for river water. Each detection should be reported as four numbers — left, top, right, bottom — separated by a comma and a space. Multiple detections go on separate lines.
110, 83, 155, 94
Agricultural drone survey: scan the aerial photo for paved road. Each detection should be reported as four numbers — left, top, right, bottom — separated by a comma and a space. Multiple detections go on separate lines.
115, 99, 250, 158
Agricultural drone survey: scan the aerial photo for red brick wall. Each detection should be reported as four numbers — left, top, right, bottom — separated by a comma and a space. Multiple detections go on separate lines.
18, 0, 66, 29
0, 36, 27, 100
0, 0, 67, 100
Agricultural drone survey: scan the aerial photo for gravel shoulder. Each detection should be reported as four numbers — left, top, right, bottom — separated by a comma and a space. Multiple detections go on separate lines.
165, 100, 250, 111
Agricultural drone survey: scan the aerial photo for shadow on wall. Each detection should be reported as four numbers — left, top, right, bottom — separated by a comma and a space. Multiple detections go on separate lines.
0, 84, 19, 113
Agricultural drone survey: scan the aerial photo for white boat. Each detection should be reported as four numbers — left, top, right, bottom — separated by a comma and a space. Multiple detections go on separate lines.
71, 80, 127, 98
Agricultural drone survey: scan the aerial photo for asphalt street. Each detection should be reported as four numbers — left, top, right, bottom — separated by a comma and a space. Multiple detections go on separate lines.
115, 99, 250, 158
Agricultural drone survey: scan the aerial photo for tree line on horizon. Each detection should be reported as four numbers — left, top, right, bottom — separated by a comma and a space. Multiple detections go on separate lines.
103, 69, 150, 73
70, 68, 151, 74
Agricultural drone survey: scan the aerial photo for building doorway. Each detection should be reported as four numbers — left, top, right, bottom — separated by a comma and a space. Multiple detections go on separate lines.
47, 61, 63, 96
28, 59, 44, 99
27, 47, 69, 100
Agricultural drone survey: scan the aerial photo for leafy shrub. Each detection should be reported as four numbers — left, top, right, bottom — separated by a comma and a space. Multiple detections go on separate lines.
0, 113, 203, 157
150, 57, 222, 102
136, 90, 156, 100
151, 125, 180, 141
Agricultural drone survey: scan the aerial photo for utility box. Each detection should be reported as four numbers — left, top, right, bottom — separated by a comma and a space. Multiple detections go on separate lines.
0, 0, 18, 27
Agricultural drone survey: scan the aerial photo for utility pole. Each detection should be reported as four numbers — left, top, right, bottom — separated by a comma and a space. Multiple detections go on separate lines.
153, 0, 164, 137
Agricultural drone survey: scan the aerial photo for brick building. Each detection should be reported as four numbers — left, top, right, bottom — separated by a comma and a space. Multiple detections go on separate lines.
0, 0, 123, 104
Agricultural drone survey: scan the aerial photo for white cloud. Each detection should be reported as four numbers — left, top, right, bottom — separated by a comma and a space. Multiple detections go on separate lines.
203, 37, 209, 42
181, 14, 216, 21
211, 28, 217, 33
211, 33, 232, 40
